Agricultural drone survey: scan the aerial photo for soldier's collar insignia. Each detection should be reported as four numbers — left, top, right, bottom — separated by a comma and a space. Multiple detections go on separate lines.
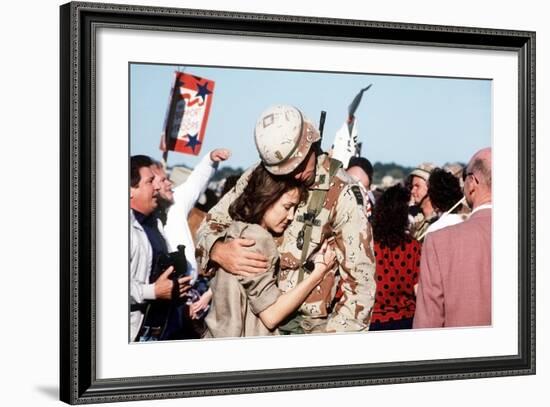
311, 154, 331, 190
350, 185, 364, 206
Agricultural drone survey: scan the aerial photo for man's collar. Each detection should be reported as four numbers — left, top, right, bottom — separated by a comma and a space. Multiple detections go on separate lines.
131, 208, 156, 225
471, 202, 492, 216
131, 209, 146, 224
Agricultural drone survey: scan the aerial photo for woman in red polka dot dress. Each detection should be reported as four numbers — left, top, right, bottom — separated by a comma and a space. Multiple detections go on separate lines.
370, 184, 421, 331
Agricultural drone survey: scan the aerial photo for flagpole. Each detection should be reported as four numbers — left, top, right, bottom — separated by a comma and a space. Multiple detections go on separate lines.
161, 150, 169, 171
162, 66, 184, 170
161, 70, 182, 172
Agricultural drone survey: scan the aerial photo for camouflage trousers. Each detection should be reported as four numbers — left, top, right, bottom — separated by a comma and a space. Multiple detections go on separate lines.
278, 313, 327, 335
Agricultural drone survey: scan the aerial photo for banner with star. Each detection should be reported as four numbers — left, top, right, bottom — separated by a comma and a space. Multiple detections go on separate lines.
160, 71, 215, 156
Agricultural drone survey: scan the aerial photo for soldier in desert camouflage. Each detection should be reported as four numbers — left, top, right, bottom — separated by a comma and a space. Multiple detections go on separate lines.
196, 105, 376, 334
408, 162, 438, 242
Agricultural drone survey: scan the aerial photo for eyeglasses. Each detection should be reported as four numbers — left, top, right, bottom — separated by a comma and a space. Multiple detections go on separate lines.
462, 171, 479, 184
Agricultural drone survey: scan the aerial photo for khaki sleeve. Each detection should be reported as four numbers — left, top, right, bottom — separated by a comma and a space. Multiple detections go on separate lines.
237, 225, 281, 315
195, 165, 256, 272
205, 272, 246, 338
239, 272, 281, 315
327, 184, 377, 332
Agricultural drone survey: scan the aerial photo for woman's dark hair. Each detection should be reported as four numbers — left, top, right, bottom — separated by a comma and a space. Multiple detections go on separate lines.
372, 184, 411, 249
428, 168, 463, 213
229, 165, 308, 225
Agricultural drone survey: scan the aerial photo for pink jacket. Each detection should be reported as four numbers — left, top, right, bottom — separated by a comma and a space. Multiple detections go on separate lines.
413, 208, 492, 328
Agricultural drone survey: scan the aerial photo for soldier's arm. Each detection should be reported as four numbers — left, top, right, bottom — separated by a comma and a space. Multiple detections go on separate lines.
259, 242, 335, 330
195, 164, 268, 275
326, 184, 377, 332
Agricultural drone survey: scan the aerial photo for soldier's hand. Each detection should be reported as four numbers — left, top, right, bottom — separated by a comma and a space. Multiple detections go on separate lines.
210, 148, 231, 162
154, 266, 174, 300
211, 238, 269, 276
312, 241, 336, 275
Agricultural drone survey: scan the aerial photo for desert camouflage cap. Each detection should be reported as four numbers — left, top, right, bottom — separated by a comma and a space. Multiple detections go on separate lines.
254, 105, 321, 176
410, 162, 436, 181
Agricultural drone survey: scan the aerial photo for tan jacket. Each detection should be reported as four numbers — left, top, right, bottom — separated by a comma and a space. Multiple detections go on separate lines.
204, 221, 281, 338
413, 207, 492, 328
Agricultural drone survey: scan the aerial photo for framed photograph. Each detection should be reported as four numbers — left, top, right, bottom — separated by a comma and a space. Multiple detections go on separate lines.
60, 1, 535, 404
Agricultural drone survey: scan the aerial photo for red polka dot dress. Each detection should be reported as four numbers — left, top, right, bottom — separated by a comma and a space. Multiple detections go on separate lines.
371, 238, 422, 329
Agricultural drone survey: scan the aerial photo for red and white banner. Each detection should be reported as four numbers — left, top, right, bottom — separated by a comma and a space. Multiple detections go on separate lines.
160, 72, 215, 156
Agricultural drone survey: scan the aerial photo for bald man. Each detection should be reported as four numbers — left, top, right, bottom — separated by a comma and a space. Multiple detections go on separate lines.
414, 148, 492, 328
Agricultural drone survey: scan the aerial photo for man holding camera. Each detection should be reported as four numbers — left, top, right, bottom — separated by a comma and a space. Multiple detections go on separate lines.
129, 155, 192, 342
151, 148, 231, 321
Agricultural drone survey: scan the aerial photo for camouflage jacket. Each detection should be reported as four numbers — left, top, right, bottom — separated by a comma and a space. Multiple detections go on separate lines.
411, 211, 438, 243
195, 153, 376, 333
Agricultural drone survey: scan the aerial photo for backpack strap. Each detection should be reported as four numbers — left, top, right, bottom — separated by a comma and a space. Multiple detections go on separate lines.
296, 158, 342, 283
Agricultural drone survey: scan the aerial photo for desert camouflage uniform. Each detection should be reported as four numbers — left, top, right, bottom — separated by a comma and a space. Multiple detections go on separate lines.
411, 212, 438, 243
408, 162, 438, 243
196, 153, 376, 333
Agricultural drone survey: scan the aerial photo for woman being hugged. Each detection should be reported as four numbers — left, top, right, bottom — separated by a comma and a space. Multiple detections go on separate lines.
204, 165, 335, 338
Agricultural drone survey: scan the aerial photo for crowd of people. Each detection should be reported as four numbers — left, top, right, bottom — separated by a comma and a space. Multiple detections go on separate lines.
129, 104, 492, 342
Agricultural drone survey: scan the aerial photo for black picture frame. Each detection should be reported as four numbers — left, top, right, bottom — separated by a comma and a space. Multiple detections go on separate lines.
60, 1, 536, 404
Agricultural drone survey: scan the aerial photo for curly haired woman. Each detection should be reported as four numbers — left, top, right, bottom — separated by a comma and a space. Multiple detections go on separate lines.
370, 184, 421, 331
424, 168, 468, 237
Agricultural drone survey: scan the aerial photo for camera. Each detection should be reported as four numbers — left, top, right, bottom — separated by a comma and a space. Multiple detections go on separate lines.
156, 245, 188, 279
152, 245, 188, 301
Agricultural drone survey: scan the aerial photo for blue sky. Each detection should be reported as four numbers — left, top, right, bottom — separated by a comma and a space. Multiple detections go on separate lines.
130, 63, 491, 169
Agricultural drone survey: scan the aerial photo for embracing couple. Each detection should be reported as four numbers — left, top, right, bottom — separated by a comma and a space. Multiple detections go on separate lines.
197, 105, 377, 337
